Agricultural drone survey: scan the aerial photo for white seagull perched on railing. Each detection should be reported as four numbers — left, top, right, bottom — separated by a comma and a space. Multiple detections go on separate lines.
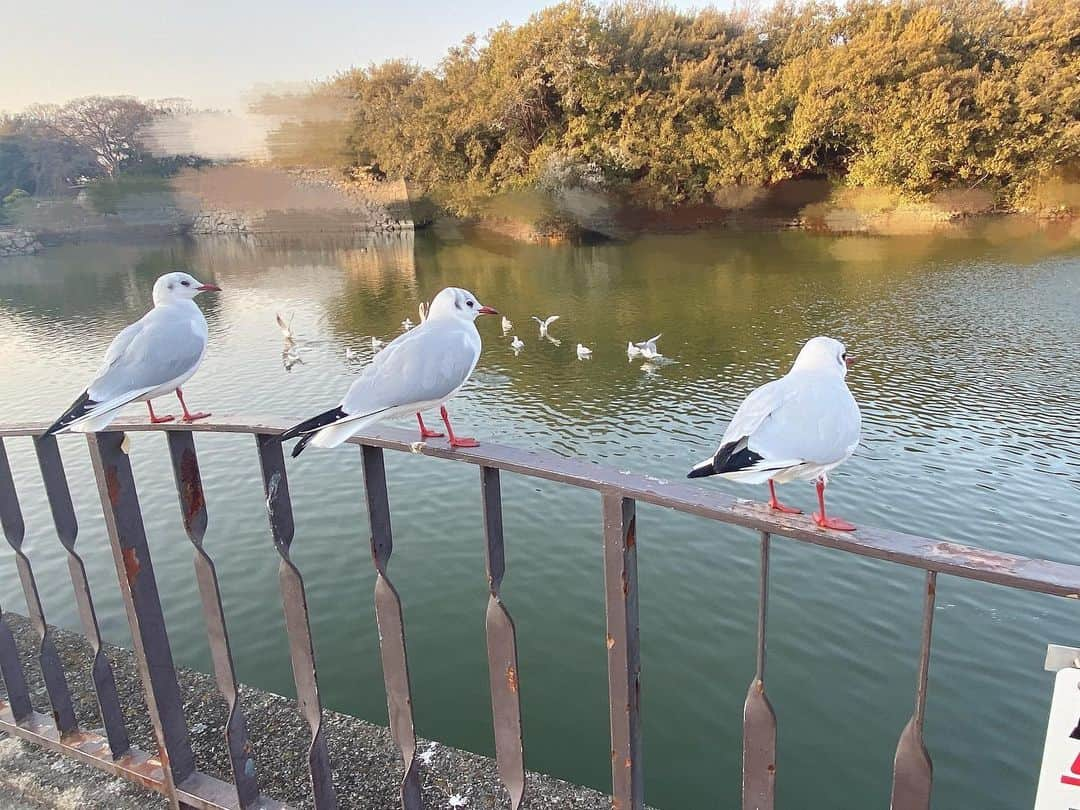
282, 287, 499, 457
688, 336, 861, 531
46, 272, 221, 435
531, 315, 559, 338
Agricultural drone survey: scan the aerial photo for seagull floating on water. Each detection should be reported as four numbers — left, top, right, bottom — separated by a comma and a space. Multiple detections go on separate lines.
634, 334, 662, 359
688, 336, 861, 531
402, 317, 415, 331
510, 335, 524, 351
371, 336, 385, 350
576, 343, 593, 360
46, 272, 221, 434
501, 315, 513, 334
531, 315, 559, 338
282, 287, 499, 456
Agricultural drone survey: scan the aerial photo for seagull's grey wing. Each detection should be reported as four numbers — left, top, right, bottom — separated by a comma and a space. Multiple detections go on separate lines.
341, 323, 479, 416
87, 308, 206, 401
748, 375, 861, 465
718, 377, 791, 449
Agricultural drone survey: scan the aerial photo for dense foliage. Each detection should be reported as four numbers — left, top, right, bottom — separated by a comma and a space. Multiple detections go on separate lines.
326, 0, 1078, 215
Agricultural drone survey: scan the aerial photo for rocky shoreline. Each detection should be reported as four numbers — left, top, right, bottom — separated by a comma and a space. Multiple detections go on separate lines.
0, 229, 43, 257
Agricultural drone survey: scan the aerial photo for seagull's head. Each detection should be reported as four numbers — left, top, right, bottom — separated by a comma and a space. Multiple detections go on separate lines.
153, 272, 221, 306
791, 336, 853, 377
427, 287, 499, 323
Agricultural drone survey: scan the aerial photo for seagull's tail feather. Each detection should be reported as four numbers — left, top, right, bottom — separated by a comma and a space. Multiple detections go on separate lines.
282, 406, 348, 455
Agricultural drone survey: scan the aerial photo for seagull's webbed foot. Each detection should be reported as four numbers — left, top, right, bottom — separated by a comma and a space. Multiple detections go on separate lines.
146, 402, 175, 424
767, 481, 802, 515
175, 388, 211, 423
813, 479, 855, 531
416, 413, 444, 439
813, 513, 856, 532
440, 405, 479, 449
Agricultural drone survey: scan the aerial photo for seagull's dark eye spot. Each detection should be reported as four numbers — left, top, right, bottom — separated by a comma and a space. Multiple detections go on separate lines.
467, 300, 474, 308
181, 280, 190, 287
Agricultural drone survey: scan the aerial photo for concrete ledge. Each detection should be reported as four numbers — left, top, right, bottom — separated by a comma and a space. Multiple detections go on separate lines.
0, 613, 622, 809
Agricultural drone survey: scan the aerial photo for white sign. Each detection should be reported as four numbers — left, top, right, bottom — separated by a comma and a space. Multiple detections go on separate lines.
1035, 668, 1080, 809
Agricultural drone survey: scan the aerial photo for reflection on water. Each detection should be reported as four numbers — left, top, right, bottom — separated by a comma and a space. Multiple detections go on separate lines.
0, 225, 1077, 809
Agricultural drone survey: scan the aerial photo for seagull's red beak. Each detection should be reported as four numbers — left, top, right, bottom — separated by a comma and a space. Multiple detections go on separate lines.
477, 305, 499, 316
196, 283, 221, 292
845, 355, 856, 368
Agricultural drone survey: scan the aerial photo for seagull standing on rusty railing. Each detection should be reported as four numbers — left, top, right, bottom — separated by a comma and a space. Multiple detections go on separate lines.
45, 272, 221, 435
688, 336, 861, 531
282, 287, 499, 457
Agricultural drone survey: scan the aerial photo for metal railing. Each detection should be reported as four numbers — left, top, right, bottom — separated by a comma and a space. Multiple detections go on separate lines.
0, 416, 1077, 810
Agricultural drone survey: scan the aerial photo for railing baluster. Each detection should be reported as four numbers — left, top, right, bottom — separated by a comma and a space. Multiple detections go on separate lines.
0, 438, 78, 738
359, 445, 422, 809
0, 603, 32, 724
256, 434, 338, 810
167, 431, 261, 808
890, 571, 936, 810
87, 431, 195, 809
601, 492, 643, 810
34, 433, 130, 757
743, 531, 777, 810
480, 466, 525, 809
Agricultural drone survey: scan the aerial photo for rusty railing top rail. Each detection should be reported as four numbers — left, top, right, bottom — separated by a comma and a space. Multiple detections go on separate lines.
1, 415, 1077, 598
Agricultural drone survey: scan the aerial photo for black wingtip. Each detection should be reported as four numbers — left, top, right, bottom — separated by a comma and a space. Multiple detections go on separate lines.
281, 406, 347, 456
290, 434, 314, 458
45, 391, 95, 437
687, 460, 715, 479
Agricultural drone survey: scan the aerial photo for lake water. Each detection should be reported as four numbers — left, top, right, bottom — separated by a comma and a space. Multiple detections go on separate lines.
0, 223, 1078, 809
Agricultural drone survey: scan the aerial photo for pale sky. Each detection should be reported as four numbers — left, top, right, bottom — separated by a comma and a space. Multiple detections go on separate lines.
0, 0, 715, 114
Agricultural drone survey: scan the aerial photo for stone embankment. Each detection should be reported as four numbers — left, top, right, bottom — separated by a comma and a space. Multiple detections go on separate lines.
0, 229, 42, 257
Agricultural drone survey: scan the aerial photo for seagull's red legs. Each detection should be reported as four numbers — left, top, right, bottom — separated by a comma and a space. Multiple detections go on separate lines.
767, 480, 802, 514
146, 401, 174, 424
812, 479, 855, 531
175, 388, 211, 423
440, 406, 478, 448
416, 412, 444, 439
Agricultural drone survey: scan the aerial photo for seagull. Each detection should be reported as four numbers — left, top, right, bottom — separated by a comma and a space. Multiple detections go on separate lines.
688, 336, 860, 531
531, 315, 559, 338
626, 341, 643, 358
510, 335, 524, 351
282, 287, 499, 456
46, 272, 221, 434
418, 302, 429, 323
501, 316, 513, 334
402, 317, 415, 331
345, 347, 357, 360
371, 336, 385, 350
576, 343, 593, 360
283, 346, 303, 372
635, 334, 662, 359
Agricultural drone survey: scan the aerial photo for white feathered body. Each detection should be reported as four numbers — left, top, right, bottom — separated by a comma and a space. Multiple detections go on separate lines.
308, 316, 482, 449
72, 301, 209, 432
708, 370, 860, 484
